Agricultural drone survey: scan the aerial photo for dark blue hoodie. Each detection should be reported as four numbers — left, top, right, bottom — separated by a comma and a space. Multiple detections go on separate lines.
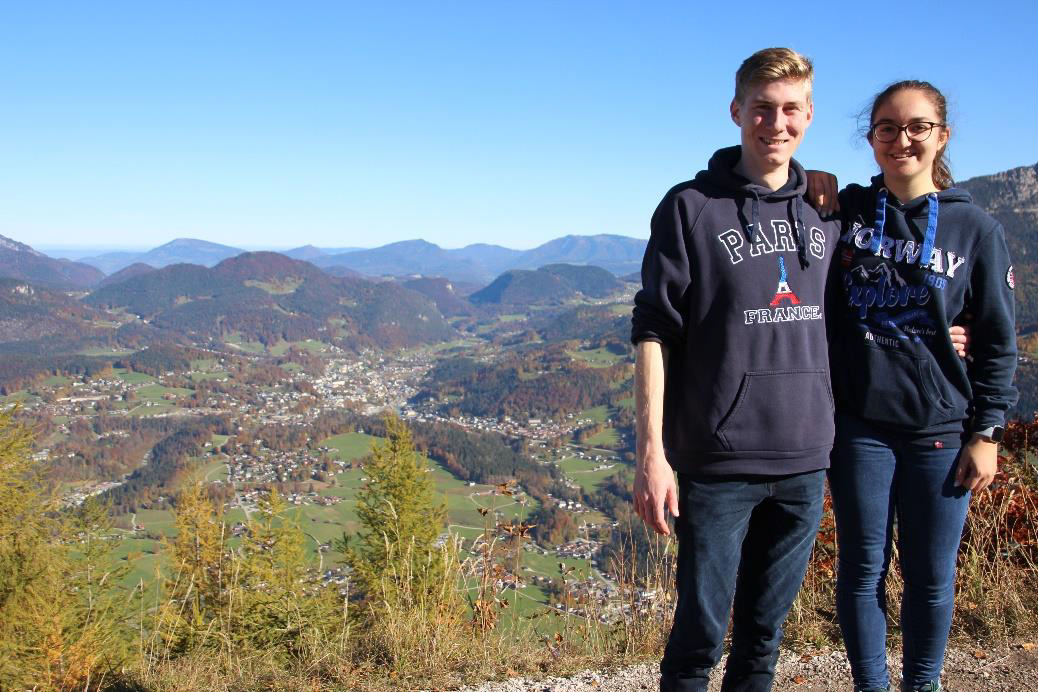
830, 177, 1018, 443
631, 146, 841, 476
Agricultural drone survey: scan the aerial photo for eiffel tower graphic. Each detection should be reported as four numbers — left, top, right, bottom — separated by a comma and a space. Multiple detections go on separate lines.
769, 256, 800, 307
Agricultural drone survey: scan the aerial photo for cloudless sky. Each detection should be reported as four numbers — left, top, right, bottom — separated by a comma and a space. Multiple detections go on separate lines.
3, 1, 1036, 252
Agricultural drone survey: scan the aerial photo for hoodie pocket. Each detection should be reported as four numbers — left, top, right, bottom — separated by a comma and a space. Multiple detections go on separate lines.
716, 370, 835, 453
850, 348, 956, 427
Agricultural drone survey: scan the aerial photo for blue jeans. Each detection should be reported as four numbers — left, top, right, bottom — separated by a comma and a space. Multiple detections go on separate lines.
828, 414, 970, 690
660, 470, 825, 692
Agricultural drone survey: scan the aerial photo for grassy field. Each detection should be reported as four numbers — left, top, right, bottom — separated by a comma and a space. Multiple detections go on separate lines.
110, 537, 167, 592
190, 370, 229, 382
136, 384, 192, 399
114, 370, 157, 385
577, 405, 611, 424
321, 431, 378, 460
585, 427, 619, 447
568, 347, 625, 367
244, 278, 304, 295
269, 339, 327, 356
557, 456, 619, 492
43, 374, 74, 387
224, 333, 266, 354
1, 390, 35, 406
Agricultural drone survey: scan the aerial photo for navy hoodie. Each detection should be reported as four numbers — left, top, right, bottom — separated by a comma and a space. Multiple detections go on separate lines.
830, 177, 1018, 443
631, 146, 840, 476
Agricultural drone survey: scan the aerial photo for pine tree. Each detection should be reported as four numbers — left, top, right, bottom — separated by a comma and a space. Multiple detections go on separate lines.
343, 414, 448, 604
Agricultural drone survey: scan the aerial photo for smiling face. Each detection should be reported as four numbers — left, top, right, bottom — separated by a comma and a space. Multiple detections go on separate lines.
730, 78, 813, 179
869, 87, 950, 194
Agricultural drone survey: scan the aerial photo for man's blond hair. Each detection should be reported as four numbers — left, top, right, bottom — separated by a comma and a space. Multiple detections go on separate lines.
735, 47, 813, 104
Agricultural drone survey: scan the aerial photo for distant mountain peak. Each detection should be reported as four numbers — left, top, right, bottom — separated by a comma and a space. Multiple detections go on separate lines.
386, 239, 442, 251
0, 234, 44, 257
158, 237, 239, 250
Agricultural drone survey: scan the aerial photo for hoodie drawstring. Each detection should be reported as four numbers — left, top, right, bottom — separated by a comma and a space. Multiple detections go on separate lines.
745, 190, 809, 271
920, 193, 939, 269
744, 191, 761, 243
794, 195, 809, 270
869, 187, 889, 256
869, 187, 939, 268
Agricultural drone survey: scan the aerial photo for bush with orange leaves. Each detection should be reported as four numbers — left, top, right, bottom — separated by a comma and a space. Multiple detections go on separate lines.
954, 417, 1038, 638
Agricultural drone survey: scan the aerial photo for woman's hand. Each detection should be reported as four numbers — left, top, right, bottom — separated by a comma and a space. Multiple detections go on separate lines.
806, 170, 840, 216
955, 435, 999, 492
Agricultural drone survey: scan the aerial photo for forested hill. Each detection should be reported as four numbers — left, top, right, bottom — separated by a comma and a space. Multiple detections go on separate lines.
83, 251, 456, 349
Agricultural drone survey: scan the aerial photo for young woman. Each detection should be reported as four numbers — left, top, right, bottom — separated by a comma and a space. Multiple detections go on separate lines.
813, 81, 1018, 692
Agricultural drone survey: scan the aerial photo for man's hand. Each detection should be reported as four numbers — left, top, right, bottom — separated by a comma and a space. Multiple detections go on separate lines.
949, 324, 970, 359
633, 451, 679, 535
955, 435, 998, 492
806, 170, 840, 216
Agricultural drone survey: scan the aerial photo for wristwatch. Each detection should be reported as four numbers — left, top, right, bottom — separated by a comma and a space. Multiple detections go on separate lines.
975, 425, 1005, 443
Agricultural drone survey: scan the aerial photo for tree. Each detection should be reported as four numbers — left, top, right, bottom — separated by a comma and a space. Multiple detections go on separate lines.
0, 411, 134, 687
157, 484, 341, 661
341, 414, 447, 603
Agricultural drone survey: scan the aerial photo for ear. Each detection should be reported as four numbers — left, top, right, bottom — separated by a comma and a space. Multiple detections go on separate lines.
938, 124, 951, 149
805, 98, 814, 126
730, 98, 742, 126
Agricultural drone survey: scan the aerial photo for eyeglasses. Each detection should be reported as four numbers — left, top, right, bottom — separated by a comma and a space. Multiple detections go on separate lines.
869, 121, 945, 143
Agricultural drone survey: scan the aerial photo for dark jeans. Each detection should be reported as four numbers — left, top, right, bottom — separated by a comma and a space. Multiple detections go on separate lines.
828, 414, 970, 690
660, 469, 825, 692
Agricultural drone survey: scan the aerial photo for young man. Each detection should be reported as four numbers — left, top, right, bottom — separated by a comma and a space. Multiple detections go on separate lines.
631, 47, 837, 691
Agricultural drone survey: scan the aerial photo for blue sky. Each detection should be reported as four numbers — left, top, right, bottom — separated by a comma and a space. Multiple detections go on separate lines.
3, 2, 1036, 252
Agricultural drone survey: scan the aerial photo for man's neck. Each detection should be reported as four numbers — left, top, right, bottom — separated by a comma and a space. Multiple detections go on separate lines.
734, 156, 789, 192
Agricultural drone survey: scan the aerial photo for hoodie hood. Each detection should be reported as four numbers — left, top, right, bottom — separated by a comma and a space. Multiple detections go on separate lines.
696, 145, 812, 269
867, 175, 974, 268
869, 174, 973, 211
696, 145, 808, 199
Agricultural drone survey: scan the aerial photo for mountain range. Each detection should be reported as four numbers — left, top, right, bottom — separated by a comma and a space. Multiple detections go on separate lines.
305, 234, 646, 283
40, 234, 649, 285
5, 162, 1037, 327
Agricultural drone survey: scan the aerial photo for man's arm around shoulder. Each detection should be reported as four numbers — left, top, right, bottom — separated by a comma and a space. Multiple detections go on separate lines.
633, 340, 679, 536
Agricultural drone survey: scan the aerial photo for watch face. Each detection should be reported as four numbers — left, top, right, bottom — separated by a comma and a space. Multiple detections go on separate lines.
991, 426, 1006, 443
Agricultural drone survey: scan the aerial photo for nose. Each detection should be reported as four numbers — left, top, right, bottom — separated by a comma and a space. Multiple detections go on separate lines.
763, 107, 784, 130
895, 127, 912, 146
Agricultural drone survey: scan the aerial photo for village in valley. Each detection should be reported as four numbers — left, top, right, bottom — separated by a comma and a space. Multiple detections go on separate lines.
11, 300, 648, 623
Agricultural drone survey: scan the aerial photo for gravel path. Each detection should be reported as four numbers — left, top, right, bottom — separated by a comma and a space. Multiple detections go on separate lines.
457, 644, 1038, 691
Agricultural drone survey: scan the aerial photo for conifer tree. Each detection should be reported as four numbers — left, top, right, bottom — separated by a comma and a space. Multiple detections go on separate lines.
343, 414, 448, 603
234, 488, 340, 658
155, 482, 228, 654
0, 411, 133, 687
